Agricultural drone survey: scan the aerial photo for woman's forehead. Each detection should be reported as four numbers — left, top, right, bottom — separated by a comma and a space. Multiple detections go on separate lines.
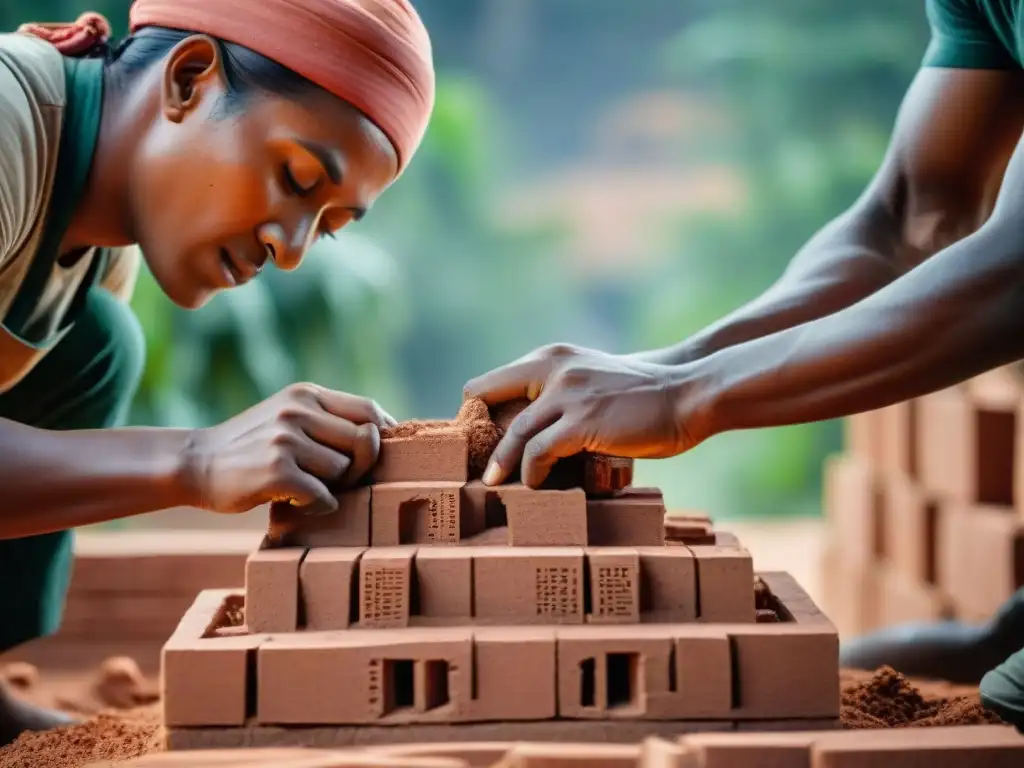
252, 92, 396, 171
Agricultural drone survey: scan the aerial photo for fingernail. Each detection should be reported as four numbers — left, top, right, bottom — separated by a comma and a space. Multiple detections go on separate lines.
482, 462, 501, 486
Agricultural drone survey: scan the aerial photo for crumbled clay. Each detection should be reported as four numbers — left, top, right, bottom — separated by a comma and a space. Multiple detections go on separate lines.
839, 666, 1004, 729
379, 397, 499, 480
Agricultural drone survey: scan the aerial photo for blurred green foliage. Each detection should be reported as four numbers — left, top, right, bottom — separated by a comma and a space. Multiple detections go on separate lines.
4, 1, 932, 521
630, 1, 928, 518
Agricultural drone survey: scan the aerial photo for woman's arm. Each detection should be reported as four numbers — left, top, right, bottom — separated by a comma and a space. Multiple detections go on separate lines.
0, 420, 197, 539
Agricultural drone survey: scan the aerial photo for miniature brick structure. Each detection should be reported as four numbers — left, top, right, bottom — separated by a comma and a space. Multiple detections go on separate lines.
822, 365, 1024, 637
160, 400, 841, 750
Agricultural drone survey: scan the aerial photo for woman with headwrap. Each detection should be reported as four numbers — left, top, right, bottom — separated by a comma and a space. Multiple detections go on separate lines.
0, 1, 433, 741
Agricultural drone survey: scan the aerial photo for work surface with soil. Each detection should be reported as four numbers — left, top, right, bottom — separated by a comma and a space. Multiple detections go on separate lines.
0, 664, 1004, 767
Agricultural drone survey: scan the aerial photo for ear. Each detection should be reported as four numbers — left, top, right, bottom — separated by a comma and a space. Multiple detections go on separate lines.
161, 35, 225, 123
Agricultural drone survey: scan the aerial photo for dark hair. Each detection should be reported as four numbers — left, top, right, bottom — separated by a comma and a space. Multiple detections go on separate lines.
102, 27, 322, 115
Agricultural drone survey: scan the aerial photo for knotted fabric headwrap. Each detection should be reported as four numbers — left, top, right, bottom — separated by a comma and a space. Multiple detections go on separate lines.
128, 0, 435, 175
18, 12, 112, 57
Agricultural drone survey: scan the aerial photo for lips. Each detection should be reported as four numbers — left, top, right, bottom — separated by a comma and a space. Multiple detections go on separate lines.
219, 247, 260, 287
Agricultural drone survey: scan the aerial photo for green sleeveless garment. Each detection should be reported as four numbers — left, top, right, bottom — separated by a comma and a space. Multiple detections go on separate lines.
0, 53, 144, 651
924, 0, 1024, 69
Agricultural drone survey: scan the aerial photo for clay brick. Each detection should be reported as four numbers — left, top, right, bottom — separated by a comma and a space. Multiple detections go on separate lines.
586, 548, 640, 624
371, 483, 463, 546
937, 504, 1024, 618
756, 572, 829, 625
106, 747, 395, 767
822, 455, 883, 563
300, 548, 364, 630
59, 594, 198, 640
458, 481, 493, 538
876, 562, 950, 626
669, 630, 733, 719
969, 366, 1022, 404
359, 547, 416, 628
556, 626, 671, 719
541, 453, 635, 495
882, 472, 938, 585
495, 743, 639, 768
267, 487, 371, 548
257, 628, 473, 725
810, 724, 1024, 767
690, 545, 755, 623
878, 400, 917, 479
468, 627, 557, 721
918, 386, 1018, 506
843, 410, 883, 467
556, 625, 727, 720
818, 547, 881, 639
587, 489, 666, 546
368, 743, 514, 764
729, 624, 840, 719
126, 750, 472, 767
162, 591, 263, 727
372, 431, 469, 484
681, 731, 817, 768
500, 485, 588, 546
713, 531, 742, 549
245, 548, 306, 633
733, 719, 840, 731
414, 548, 472, 623
637, 547, 698, 622
473, 547, 584, 624
663, 513, 715, 546
68, 548, 248, 596
462, 483, 589, 546
581, 455, 635, 497
639, 737, 693, 768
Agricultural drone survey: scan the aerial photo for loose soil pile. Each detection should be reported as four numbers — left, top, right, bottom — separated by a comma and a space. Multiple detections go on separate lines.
839, 666, 1003, 729
0, 662, 1004, 767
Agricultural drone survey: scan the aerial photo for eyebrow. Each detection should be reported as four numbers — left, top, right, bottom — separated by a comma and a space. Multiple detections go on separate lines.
297, 140, 343, 185
296, 140, 366, 221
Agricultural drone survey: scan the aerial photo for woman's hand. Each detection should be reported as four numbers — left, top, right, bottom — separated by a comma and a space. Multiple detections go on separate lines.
184, 382, 396, 514
464, 343, 715, 488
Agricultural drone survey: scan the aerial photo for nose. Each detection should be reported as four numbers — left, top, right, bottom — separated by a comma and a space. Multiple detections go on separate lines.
257, 217, 314, 272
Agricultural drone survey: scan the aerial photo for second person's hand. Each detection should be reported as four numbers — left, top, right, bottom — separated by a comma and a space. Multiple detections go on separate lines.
464, 343, 715, 488
183, 382, 396, 514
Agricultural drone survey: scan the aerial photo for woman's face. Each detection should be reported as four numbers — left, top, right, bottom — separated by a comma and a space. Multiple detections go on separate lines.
131, 37, 399, 309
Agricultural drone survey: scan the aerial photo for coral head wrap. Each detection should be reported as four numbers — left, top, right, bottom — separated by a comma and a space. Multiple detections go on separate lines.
18, 2, 433, 173
129, 0, 434, 174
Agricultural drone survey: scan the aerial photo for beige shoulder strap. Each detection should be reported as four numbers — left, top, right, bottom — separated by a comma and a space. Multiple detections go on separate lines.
0, 33, 66, 315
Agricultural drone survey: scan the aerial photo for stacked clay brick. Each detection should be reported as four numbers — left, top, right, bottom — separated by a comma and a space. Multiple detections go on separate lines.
160, 406, 841, 749
822, 364, 1024, 638
104, 727, 1024, 768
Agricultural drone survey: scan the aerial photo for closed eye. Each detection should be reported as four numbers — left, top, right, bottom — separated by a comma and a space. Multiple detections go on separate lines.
283, 164, 317, 197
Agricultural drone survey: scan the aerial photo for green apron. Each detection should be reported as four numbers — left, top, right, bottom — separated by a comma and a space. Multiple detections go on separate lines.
0, 55, 144, 652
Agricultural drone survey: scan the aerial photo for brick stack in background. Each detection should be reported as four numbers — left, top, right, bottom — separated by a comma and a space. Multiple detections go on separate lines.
0, 531, 259, 674
821, 365, 1024, 639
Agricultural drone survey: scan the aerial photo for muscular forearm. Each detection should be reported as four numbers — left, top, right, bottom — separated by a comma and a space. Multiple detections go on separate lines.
634, 200, 910, 366
695, 211, 1024, 434
0, 420, 198, 539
